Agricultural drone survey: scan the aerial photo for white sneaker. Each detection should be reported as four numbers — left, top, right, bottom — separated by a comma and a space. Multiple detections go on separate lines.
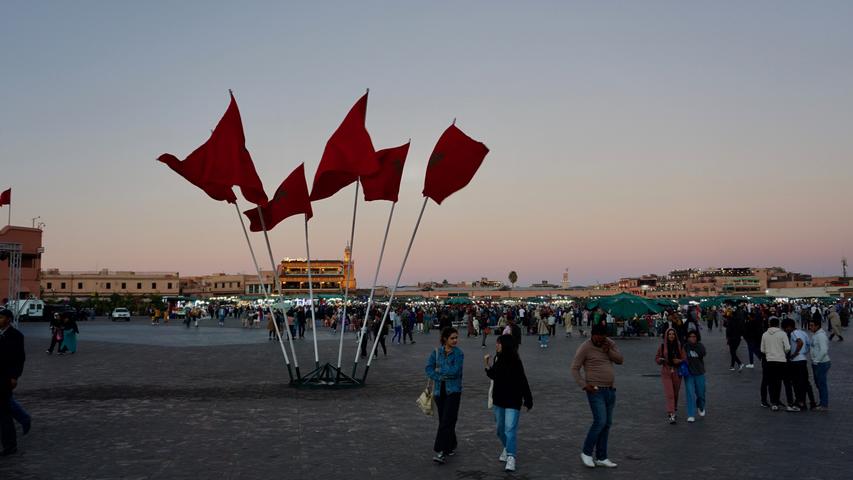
746, 364, 754, 369
594, 459, 618, 468
499, 448, 507, 462
687, 416, 695, 423
699, 409, 706, 417
580, 452, 596, 468
505, 456, 516, 472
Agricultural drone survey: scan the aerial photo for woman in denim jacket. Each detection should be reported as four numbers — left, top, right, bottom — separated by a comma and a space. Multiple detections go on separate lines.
426, 327, 464, 464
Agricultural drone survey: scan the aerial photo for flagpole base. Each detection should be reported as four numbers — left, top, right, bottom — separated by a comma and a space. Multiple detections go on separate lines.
291, 363, 364, 389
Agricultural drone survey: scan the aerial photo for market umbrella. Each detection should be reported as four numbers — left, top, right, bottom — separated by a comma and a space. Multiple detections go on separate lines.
445, 297, 473, 305
586, 292, 663, 319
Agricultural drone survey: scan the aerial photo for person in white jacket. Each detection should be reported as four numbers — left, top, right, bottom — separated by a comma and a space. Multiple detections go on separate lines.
808, 317, 831, 410
760, 317, 791, 411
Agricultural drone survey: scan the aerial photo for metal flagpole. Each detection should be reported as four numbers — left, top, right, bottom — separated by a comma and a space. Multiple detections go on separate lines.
258, 209, 300, 381
352, 201, 395, 377
363, 197, 428, 382
234, 203, 294, 377
304, 215, 320, 369
336, 181, 359, 368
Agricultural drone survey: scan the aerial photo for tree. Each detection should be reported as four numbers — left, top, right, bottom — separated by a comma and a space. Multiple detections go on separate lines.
508, 271, 518, 289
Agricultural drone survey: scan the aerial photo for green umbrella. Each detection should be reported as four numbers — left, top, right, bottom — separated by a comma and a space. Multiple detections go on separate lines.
586, 292, 663, 319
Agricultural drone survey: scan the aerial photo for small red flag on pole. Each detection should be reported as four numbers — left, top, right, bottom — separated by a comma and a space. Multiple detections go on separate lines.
158, 91, 269, 206
422, 124, 489, 205
360, 142, 410, 203
243, 163, 313, 232
0, 188, 10, 207
310, 92, 379, 201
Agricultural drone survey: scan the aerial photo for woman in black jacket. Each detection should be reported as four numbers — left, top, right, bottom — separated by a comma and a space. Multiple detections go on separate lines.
484, 334, 533, 472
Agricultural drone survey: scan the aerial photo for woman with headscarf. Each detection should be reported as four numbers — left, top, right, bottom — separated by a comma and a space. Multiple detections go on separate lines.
484, 334, 533, 472
655, 328, 686, 423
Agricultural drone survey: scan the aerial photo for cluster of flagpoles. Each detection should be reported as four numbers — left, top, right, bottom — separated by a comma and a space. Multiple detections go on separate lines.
157, 89, 487, 385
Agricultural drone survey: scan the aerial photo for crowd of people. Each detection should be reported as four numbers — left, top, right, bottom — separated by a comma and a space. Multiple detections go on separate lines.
420, 299, 847, 473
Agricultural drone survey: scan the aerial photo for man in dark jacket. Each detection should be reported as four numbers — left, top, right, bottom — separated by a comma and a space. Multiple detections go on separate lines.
726, 306, 745, 371
0, 308, 26, 456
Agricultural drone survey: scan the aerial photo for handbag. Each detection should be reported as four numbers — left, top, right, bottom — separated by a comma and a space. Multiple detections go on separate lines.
678, 361, 690, 377
417, 348, 439, 416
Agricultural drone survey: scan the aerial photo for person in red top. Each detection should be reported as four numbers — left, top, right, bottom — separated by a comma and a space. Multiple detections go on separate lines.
656, 328, 687, 424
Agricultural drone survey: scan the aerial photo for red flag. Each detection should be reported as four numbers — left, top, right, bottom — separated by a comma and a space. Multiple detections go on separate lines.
422, 124, 489, 205
360, 142, 410, 202
0, 188, 9, 207
158, 92, 269, 206
310, 92, 378, 201
243, 164, 313, 232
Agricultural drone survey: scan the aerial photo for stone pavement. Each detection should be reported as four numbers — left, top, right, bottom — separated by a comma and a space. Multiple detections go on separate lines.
1, 320, 850, 479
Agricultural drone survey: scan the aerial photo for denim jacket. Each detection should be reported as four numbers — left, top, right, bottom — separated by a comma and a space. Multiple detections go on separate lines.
425, 346, 464, 396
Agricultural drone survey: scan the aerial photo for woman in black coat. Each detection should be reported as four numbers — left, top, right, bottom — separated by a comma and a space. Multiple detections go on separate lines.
484, 334, 533, 472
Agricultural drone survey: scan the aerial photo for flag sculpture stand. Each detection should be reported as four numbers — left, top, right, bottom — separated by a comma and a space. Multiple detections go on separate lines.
158, 90, 487, 391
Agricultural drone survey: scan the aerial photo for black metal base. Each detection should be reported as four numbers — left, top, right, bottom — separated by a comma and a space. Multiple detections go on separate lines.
291, 363, 364, 389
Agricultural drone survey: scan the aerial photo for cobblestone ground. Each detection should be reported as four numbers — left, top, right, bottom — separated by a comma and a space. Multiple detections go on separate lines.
1, 319, 850, 479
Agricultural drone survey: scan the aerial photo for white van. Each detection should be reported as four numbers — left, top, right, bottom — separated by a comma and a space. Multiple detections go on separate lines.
5, 299, 45, 320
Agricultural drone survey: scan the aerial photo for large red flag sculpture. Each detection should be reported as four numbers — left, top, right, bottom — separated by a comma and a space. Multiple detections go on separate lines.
360, 142, 410, 202
158, 91, 269, 206
243, 163, 313, 232
0, 188, 9, 207
422, 124, 489, 205
309, 93, 379, 201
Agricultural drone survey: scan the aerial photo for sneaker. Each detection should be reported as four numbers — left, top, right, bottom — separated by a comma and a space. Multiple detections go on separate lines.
813, 406, 828, 411
446, 450, 455, 456
499, 448, 507, 462
771, 405, 780, 411
738, 364, 744, 372
786, 406, 801, 412
432, 453, 446, 464
687, 416, 695, 423
745, 364, 754, 369
760, 402, 770, 408
45, 350, 52, 355
580, 453, 596, 468
699, 409, 706, 417
729, 367, 736, 371
668, 413, 676, 424
594, 459, 618, 468
505, 456, 516, 472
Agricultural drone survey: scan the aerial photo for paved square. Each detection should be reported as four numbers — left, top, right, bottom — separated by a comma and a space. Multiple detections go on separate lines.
2, 320, 850, 479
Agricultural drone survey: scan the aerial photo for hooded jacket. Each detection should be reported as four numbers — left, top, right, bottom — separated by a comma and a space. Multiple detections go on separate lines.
760, 327, 790, 363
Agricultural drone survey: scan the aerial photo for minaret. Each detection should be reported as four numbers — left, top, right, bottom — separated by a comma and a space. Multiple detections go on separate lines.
561, 268, 570, 289
343, 244, 356, 290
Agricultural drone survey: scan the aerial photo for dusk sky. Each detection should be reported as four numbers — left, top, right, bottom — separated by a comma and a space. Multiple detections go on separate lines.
2, 1, 852, 286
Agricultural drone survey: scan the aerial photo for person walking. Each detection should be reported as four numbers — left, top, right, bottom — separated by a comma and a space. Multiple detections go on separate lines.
537, 313, 550, 348
484, 334, 533, 472
808, 317, 831, 410
426, 327, 464, 465
0, 309, 26, 456
570, 323, 623, 469
656, 328, 686, 424
725, 308, 745, 372
58, 313, 79, 355
827, 308, 844, 342
46, 313, 63, 354
682, 331, 707, 423
760, 317, 791, 411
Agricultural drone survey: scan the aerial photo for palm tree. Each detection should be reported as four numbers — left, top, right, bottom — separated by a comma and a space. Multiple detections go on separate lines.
508, 271, 518, 289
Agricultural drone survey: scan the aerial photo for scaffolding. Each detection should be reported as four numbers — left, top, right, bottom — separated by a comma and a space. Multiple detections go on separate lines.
1, 242, 22, 327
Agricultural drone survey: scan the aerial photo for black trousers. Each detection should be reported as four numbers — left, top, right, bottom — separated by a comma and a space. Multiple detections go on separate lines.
728, 337, 742, 368
766, 361, 786, 405
47, 334, 60, 353
403, 330, 414, 344
434, 388, 461, 454
0, 389, 14, 452
789, 360, 810, 407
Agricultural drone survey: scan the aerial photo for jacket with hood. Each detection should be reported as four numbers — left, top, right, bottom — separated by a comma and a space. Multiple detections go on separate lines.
760, 326, 790, 363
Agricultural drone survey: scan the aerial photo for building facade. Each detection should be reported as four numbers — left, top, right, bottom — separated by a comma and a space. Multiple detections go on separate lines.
1, 225, 44, 301
277, 246, 355, 292
41, 269, 180, 298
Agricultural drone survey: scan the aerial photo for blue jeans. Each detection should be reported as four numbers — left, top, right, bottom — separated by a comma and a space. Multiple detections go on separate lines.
539, 334, 549, 346
812, 362, 830, 407
494, 406, 520, 456
583, 388, 615, 460
683, 374, 706, 417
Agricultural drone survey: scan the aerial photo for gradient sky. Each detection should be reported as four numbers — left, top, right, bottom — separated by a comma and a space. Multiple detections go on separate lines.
2, 1, 852, 286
